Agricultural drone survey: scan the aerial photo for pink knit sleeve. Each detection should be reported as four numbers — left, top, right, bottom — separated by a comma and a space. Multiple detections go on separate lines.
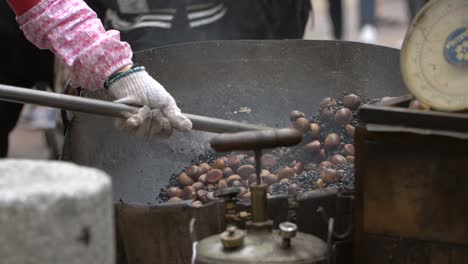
17, 0, 133, 90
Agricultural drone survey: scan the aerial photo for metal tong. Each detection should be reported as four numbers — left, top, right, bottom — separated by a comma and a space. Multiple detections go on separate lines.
0, 84, 271, 134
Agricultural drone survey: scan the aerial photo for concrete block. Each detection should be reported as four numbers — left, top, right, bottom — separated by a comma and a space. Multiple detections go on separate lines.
0, 160, 114, 264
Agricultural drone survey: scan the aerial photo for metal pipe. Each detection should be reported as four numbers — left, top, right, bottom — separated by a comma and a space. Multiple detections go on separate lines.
255, 149, 262, 185
0, 84, 270, 134
250, 184, 268, 223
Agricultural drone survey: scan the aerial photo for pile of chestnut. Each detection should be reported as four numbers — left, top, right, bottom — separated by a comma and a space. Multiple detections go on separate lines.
163, 94, 364, 206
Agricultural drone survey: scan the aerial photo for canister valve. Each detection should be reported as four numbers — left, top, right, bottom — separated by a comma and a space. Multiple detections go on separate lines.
279, 222, 297, 249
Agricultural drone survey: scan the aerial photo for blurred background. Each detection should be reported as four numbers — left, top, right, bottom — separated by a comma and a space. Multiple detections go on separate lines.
7, 0, 421, 159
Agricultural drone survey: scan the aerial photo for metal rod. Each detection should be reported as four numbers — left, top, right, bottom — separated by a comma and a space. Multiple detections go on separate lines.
255, 149, 262, 185
0, 84, 270, 134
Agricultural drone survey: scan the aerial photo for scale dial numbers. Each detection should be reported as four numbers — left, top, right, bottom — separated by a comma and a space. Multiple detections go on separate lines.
401, 0, 468, 111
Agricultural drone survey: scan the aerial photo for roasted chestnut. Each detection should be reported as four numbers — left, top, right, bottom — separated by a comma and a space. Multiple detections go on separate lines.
290, 110, 305, 121
260, 169, 270, 177
330, 154, 346, 165
212, 159, 226, 170
343, 94, 361, 109
178, 172, 194, 186
237, 165, 256, 180
320, 108, 335, 121
305, 140, 321, 155
344, 144, 355, 156
227, 155, 241, 171
320, 168, 339, 184
320, 97, 337, 108
293, 161, 304, 174
280, 178, 289, 183
247, 174, 258, 186
227, 174, 243, 185
198, 174, 207, 184
310, 123, 321, 138
261, 154, 278, 168
315, 179, 325, 189
206, 169, 223, 184
192, 182, 205, 191
186, 166, 201, 181
231, 180, 243, 187
409, 99, 430, 111
168, 197, 182, 203
277, 166, 295, 180
319, 161, 333, 170
345, 124, 355, 137
294, 117, 310, 132
262, 174, 278, 186
335, 108, 352, 125
223, 167, 234, 178
181, 186, 197, 200
167, 187, 182, 198
197, 189, 208, 202
198, 163, 212, 174
218, 179, 228, 190
324, 133, 341, 150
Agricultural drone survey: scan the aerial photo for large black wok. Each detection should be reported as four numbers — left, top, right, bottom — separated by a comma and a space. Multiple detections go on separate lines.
62, 40, 407, 263
63, 40, 406, 204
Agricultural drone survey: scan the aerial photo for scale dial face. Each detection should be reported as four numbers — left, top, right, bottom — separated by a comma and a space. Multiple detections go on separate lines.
401, 0, 468, 111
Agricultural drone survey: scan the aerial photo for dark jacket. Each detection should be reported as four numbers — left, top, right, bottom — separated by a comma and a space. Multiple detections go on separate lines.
85, 0, 311, 51
0, 2, 53, 87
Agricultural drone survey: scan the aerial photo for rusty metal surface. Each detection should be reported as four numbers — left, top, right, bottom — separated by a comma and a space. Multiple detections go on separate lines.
359, 103, 468, 133
196, 229, 327, 264
115, 200, 225, 264
360, 233, 468, 264
296, 188, 355, 264
356, 102, 468, 263
357, 129, 468, 245
297, 188, 338, 242
332, 240, 353, 264
237, 195, 289, 229
116, 194, 291, 264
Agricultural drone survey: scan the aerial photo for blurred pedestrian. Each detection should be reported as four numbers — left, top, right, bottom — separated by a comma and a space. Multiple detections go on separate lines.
88, 0, 311, 51
328, 0, 343, 40
407, 0, 428, 21
358, 0, 377, 44
358, 0, 429, 45
0, 2, 54, 157
396, 0, 429, 47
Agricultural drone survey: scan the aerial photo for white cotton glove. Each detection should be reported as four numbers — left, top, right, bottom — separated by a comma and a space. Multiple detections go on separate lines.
106, 66, 192, 139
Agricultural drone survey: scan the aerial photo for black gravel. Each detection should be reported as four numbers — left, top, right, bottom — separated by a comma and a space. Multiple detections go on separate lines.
268, 163, 355, 196
157, 94, 381, 202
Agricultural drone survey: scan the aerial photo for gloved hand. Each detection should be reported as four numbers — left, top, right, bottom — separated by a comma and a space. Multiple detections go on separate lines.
106, 66, 192, 138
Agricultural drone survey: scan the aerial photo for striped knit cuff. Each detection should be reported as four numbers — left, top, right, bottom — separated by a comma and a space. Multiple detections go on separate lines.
104, 66, 145, 90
